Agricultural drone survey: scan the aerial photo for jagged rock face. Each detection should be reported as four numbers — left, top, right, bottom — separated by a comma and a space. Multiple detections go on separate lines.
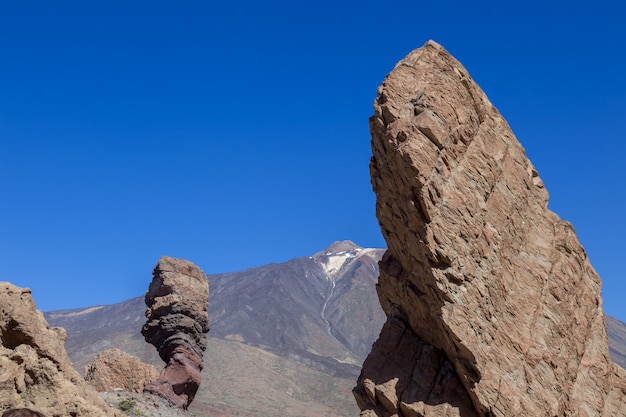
84, 348, 158, 393
356, 40, 626, 416
355, 317, 478, 417
141, 256, 209, 409
0, 282, 121, 417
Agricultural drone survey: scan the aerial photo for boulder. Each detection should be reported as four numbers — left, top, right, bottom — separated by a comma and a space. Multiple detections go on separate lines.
141, 256, 210, 409
84, 348, 158, 393
355, 40, 626, 416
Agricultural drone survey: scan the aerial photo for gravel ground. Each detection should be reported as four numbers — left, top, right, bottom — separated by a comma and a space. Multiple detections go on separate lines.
100, 391, 201, 417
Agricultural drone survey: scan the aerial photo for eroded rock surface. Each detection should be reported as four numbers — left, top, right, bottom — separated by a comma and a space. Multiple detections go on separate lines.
356, 40, 626, 416
354, 317, 478, 417
0, 282, 121, 417
84, 348, 158, 393
142, 256, 209, 409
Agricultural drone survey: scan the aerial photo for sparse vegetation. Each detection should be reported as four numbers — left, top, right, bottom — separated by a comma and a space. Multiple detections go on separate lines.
117, 399, 143, 416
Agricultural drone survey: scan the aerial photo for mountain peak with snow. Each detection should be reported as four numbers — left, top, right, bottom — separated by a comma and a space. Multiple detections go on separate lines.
313, 240, 362, 257
311, 241, 379, 279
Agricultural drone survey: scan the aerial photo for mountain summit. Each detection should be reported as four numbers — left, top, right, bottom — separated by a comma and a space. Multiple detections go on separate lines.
313, 240, 362, 255
210, 241, 385, 377
312, 240, 379, 279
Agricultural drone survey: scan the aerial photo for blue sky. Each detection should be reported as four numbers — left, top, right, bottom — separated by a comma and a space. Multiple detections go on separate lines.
1, 1, 625, 318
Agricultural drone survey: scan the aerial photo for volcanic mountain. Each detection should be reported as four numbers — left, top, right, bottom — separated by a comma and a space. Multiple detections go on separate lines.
46, 241, 386, 416
44, 241, 626, 416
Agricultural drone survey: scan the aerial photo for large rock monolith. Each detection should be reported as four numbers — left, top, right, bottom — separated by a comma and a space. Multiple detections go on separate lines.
354, 40, 626, 416
141, 256, 209, 409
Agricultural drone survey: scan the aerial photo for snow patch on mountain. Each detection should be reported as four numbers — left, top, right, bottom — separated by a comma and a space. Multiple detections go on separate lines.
318, 250, 358, 277
311, 241, 380, 281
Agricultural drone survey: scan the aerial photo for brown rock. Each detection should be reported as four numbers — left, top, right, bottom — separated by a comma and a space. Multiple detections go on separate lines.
84, 348, 158, 393
2, 408, 46, 417
356, 40, 626, 416
0, 282, 121, 417
354, 318, 477, 417
141, 256, 209, 409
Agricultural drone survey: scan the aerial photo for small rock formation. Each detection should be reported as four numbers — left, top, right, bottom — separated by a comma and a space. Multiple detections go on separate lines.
0, 282, 121, 417
84, 348, 158, 393
355, 40, 626, 416
141, 256, 210, 409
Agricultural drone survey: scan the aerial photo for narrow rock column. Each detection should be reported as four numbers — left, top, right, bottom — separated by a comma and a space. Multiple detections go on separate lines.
142, 256, 209, 409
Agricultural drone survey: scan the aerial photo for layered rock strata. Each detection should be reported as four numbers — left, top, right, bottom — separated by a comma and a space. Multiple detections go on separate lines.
0, 282, 121, 416
84, 348, 158, 393
141, 256, 209, 409
355, 40, 626, 416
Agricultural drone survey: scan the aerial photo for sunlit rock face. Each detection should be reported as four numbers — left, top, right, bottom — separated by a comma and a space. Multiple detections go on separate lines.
0, 282, 121, 417
142, 256, 210, 409
84, 348, 159, 393
355, 40, 626, 417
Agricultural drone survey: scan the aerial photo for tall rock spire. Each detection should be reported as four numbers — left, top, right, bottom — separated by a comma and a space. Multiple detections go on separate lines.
355, 40, 626, 416
142, 256, 210, 409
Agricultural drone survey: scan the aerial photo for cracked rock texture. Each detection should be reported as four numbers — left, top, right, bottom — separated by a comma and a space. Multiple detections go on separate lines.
355, 40, 626, 416
142, 256, 209, 409
84, 348, 158, 393
0, 282, 121, 417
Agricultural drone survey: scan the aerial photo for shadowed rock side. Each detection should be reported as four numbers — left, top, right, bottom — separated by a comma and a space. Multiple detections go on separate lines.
141, 256, 210, 409
354, 318, 478, 417
0, 282, 121, 417
356, 40, 626, 416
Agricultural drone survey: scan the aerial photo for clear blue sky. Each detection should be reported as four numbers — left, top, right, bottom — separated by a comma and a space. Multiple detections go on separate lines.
1, 1, 625, 318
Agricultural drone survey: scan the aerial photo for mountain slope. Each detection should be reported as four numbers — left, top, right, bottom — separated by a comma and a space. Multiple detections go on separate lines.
46, 296, 151, 370
46, 241, 385, 416
607, 316, 626, 369
45, 241, 626, 416
196, 337, 359, 417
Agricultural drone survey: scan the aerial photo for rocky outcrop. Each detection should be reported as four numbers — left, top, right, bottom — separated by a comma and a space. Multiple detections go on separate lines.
0, 282, 121, 417
84, 348, 158, 393
141, 256, 209, 409
355, 40, 626, 416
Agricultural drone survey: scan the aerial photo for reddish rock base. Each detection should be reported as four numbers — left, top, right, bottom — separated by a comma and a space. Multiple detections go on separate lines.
144, 345, 203, 409
142, 256, 209, 409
